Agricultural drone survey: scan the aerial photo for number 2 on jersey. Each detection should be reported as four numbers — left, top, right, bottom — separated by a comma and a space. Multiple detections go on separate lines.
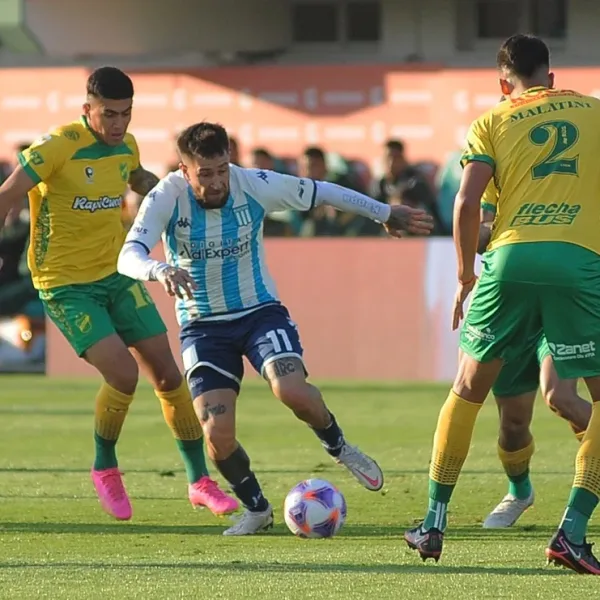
529, 120, 579, 179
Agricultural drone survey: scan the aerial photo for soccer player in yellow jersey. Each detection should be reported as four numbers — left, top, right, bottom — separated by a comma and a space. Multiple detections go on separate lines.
476, 182, 592, 529
0, 67, 238, 521
404, 34, 600, 573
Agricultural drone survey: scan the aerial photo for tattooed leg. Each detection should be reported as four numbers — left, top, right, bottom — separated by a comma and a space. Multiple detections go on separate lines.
264, 357, 331, 428
195, 389, 238, 461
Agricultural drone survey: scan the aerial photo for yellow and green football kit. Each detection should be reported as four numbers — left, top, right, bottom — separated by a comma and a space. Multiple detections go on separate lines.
478, 181, 552, 397
418, 88, 600, 553
461, 88, 600, 380
19, 116, 165, 355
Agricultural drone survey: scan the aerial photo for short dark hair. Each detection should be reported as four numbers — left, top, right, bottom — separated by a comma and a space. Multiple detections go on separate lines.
87, 67, 134, 100
497, 34, 550, 79
304, 146, 326, 162
252, 148, 272, 160
177, 122, 230, 159
386, 139, 404, 153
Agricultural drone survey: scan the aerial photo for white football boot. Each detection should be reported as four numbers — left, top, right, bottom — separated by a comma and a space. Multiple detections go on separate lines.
334, 443, 384, 491
223, 505, 274, 536
482, 490, 535, 528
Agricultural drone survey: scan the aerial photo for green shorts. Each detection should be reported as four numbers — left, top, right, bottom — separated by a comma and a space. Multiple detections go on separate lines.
492, 335, 551, 397
40, 272, 167, 356
461, 242, 600, 381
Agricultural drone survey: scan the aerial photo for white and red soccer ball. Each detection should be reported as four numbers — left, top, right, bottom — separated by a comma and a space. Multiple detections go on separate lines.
284, 478, 347, 538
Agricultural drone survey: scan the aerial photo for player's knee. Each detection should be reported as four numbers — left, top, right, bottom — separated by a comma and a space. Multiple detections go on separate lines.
104, 357, 139, 396
85, 335, 139, 395
543, 385, 560, 412
150, 365, 183, 394
134, 334, 182, 392
499, 408, 530, 439
272, 378, 322, 420
196, 397, 237, 460
543, 381, 576, 414
203, 421, 237, 460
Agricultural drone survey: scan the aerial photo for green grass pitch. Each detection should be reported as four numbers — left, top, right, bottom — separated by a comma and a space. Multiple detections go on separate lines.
0, 376, 598, 599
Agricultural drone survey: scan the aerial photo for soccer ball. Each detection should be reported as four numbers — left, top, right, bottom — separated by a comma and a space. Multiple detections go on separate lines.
284, 478, 347, 538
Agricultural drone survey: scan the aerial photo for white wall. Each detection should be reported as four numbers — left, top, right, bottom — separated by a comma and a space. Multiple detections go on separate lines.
377, 0, 600, 66
22, 0, 288, 57
3, 0, 600, 66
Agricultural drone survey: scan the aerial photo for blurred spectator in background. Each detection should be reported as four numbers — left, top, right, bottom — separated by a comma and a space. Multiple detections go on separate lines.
0, 143, 39, 317
252, 148, 290, 174
0, 205, 38, 317
435, 149, 463, 234
0, 144, 45, 372
252, 148, 300, 236
373, 140, 446, 235
299, 146, 371, 236
229, 136, 241, 166
252, 148, 277, 171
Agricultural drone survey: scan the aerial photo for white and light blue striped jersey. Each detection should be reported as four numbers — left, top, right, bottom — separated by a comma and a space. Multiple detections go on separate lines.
125, 165, 317, 324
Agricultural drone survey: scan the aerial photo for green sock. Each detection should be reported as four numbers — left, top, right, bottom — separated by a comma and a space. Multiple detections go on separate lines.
423, 480, 453, 532
176, 439, 209, 484
93, 432, 118, 470
508, 469, 533, 500
559, 487, 599, 545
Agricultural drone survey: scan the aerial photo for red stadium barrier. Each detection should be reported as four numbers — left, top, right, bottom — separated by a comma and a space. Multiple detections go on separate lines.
46, 238, 477, 381
1, 65, 600, 169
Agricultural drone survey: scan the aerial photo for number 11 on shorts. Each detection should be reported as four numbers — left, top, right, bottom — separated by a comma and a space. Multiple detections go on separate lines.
266, 329, 293, 353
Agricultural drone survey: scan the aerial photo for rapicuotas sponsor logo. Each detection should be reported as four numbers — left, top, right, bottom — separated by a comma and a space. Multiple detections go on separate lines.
72, 195, 123, 212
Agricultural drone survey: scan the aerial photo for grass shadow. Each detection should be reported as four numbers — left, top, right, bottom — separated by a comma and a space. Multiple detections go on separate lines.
0, 560, 570, 577
0, 467, 574, 476
4, 521, 598, 541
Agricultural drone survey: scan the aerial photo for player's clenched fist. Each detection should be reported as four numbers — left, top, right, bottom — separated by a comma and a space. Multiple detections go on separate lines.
384, 205, 434, 238
157, 265, 197, 300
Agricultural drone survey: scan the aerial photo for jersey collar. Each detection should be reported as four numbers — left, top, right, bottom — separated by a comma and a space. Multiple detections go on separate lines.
80, 115, 105, 144
521, 86, 548, 95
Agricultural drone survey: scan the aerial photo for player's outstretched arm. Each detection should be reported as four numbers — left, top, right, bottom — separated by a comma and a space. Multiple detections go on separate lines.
0, 166, 36, 228
117, 174, 179, 282
128, 166, 160, 197
313, 182, 434, 236
118, 173, 197, 300
241, 167, 433, 236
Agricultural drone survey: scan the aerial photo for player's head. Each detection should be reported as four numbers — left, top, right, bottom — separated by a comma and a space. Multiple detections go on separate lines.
177, 122, 230, 209
385, 139, 406, 177
84, 67, 134, 146
252, 148, 274, 170
496, 34, 554, 97
301, 147, 327, 180
229, 136, 240, 166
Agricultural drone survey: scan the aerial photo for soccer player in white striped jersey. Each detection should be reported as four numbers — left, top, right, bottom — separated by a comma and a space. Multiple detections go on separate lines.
118, 121, 433, 535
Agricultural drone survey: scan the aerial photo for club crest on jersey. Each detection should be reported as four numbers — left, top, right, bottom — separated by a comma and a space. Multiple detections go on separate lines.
84, 166, 94, 183
63, 130, 80, 141
233, 205, 252, 227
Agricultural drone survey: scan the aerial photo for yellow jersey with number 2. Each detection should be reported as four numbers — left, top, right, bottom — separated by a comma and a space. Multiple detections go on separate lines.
461, 87, 600, 256
18, 116, 140, 290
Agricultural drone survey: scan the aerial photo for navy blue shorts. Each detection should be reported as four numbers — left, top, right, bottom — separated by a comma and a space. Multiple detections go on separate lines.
180, 304, 305, 398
